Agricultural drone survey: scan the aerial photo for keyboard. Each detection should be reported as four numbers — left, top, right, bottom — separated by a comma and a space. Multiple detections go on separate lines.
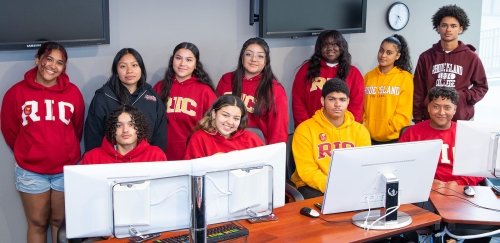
492, 185, 500, 196
154, 222, 249, 243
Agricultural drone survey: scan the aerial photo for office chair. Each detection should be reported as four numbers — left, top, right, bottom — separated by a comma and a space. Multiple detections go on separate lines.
285, 133, 304, 202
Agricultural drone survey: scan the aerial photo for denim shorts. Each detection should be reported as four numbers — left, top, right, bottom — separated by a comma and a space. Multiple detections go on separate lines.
15, 164, 64, 193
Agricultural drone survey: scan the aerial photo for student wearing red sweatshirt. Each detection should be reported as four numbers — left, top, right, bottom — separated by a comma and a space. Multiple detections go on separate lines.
400, 86, 483, 186
216, 37, 288, 145
154, 42, 216, 160
292, 30, 364, 127
81, 105, 166, 164
1, 42, 85, 243
185, 95, 263, 159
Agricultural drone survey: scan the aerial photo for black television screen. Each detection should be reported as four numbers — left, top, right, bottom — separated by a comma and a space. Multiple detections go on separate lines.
259, 0, 366, 38
0, 0, 110, 50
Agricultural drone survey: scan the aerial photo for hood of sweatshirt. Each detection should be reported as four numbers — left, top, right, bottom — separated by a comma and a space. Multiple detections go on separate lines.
431, 41, 476, 54
202, 128, 248, 142
97, 81, 150, 104
24, 67, 71, 92
100, 137, 151, 162
312, 108, 356, 131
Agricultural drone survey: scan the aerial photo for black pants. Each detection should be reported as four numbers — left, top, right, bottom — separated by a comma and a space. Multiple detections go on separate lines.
297, 186, 323, 199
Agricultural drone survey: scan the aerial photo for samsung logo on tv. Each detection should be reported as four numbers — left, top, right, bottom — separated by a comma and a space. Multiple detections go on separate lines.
26, 43, 42, 48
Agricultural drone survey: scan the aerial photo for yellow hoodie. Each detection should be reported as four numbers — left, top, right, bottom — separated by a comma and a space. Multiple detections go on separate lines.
363, 66, 413, 142
291, 109, 371, 192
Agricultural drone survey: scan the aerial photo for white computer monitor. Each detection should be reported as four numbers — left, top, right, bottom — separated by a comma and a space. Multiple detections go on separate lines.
192, 142, 286, 224
64, 143, 286, 239
64, 160, 192, 238
322, 140, 443, 229
454, 120, 500, 178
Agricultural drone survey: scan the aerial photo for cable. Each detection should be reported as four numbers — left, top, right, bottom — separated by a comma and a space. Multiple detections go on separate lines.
363, 195, 372, 229
365, 204, 400, 231
436, 225, 500, 240
150, 186, 188, 206
205, 175, 232, 195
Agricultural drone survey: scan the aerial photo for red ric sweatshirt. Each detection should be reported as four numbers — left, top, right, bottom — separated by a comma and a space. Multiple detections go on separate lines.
399, 120, 483, 186
1, 67, 85, 174
292, 60, 365, 127
81, 138, 167, 164
153, 77, 216, 160
216, 72, 288, 144
184, 129, 264, 160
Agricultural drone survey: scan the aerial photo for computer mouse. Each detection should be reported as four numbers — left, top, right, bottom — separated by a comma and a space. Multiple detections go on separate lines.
300, 207, 320, 218
464, 186, 475, 197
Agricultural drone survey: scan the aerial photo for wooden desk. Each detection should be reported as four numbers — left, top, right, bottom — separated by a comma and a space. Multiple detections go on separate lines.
430, 185, 500, 225
97, 197, 440, 243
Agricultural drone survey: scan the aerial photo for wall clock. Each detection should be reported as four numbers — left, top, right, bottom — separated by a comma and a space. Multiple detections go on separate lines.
387, 2, 410, 31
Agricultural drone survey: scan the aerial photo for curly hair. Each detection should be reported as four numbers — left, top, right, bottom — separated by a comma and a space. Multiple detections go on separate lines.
195, 94, 248, 134
381, 34, 412, 72
428, 86, 459, 105
432, 5, 470, 31
306, 30, 351, 81
232, 37, 277, 116
322, 78, 350, 98
104, 105, 151, 144
158, 42, 215, 102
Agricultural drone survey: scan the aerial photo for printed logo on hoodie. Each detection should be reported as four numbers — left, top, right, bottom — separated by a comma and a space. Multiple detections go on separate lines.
22, 100, 75, 126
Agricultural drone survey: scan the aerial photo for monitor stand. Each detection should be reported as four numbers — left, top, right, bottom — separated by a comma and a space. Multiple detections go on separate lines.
352, 172, 412, 230
352, 210, 412, 230
190, 175, 206, 242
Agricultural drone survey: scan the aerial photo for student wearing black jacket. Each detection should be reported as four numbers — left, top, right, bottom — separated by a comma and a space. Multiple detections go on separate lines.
84, 48, 167, 153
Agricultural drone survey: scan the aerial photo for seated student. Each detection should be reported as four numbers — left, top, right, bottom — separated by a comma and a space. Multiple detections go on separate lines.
81, 105, 167, 164
184, 94, 264, 159
291, 78, 371, 199
399, 86, 483, 186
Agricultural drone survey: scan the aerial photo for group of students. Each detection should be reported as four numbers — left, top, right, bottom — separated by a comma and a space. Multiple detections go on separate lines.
290, 4, 488, 199
0, 37, 284, 243
0, 4, 489, 243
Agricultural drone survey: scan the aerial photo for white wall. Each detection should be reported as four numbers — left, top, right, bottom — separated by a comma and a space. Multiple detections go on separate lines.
0, 0, 482, 242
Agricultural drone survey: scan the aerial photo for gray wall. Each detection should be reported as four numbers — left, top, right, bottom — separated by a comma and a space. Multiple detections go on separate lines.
0, 0, 482, 242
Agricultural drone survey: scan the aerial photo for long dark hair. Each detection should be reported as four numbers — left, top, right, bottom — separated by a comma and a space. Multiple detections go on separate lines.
158, 42, 214, 102
232, 37, 276, 116
382, 34, 412, 72
106, 48, 147, 104
306, 30, 351, 82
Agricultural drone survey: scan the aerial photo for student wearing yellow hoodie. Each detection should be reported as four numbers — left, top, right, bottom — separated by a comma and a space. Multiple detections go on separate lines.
291, 78, 371, 199
363, 34, 413, 144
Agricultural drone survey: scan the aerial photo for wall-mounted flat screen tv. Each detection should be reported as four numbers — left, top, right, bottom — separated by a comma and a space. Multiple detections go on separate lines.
0, 0, 110, 51
259, 0, 366, 38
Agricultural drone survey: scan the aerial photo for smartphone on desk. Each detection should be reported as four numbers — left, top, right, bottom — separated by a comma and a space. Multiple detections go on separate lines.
129, 232, 161, 243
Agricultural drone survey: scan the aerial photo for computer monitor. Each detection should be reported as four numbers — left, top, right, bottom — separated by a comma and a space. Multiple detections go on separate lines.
322, 140, 443, 229
454, 120, 500, 178
64, 143, 286, 239
192, 142, 286, 224
64, 160, 192, 238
